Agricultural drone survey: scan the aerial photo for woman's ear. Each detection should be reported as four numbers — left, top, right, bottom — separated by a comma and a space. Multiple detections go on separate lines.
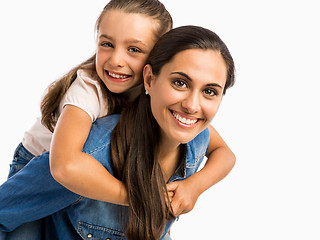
143, 64, 155, 91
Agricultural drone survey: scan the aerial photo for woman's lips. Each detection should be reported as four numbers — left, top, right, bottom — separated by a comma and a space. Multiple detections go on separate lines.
170, 110, 200, 128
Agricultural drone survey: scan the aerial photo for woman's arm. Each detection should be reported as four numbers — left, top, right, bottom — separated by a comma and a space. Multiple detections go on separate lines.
167, 125, 235, 216
50, 105, 128, 205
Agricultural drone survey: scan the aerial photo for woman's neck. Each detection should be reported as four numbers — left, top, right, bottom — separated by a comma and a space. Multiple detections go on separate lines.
157, 140, 182, 183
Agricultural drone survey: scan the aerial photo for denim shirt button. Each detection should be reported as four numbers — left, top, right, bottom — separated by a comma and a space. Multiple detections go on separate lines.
106, 238, 111, 240
87, 233, 93, 238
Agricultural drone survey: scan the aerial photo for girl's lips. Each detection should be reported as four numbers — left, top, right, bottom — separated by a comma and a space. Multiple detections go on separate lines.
170, 110, 200, 128
105, 70, 132, 83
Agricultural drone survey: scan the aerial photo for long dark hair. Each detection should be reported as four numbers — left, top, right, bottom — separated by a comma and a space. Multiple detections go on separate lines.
111, 25, 235, 240
40, 0, 172, 132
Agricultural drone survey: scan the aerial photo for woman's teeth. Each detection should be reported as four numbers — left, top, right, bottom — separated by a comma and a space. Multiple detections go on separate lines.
108, 72, 128, 79
172, 112, 198, 125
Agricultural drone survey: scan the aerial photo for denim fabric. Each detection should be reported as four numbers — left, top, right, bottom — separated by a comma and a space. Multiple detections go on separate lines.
0, 151, 80, 232
0, 114, 209, 239
8, 143, 35, 179
5, 143, 46, 240
162, 233, 172, 240
0, 231, 6, 240
5, 221, 45, 240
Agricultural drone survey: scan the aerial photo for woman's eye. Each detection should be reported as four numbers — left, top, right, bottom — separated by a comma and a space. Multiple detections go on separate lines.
128, 47, 141, 53
173, 79, 187, 88
203, 88, 217, 97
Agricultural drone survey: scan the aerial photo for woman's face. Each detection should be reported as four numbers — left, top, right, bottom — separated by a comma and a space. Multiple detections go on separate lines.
96, 9, 158, 93
144, 49, 227, 145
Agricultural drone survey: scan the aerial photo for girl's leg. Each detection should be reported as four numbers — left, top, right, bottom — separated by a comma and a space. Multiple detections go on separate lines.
6, 143, 44, 239
5, 221, 45, 240
0, 232, 6, 240
8, 143, 35, 178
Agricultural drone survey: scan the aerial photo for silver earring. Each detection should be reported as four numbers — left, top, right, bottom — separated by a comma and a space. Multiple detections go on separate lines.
145, 89, 149, 95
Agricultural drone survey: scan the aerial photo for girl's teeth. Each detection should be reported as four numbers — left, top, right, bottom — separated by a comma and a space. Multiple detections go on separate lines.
172, 112, 197, 125
108, 72, 128, 79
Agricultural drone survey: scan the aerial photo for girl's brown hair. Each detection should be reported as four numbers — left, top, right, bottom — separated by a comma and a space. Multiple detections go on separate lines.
41, 0, 172, 132
111, 25, 235, 240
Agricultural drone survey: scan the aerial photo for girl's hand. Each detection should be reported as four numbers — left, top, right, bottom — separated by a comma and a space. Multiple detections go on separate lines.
166, 179, 201, 217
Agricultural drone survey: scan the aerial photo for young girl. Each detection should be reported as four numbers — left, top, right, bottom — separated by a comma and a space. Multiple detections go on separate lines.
9, 0, 173, 202
5, 0, 172, 239
0, 25, 235, 240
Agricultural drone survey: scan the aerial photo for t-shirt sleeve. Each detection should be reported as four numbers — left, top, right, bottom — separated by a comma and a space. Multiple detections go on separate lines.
60, 70, 108, 122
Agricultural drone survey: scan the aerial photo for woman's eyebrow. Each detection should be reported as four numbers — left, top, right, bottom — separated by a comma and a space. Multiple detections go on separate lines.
171, 72, 192, 81
207, 83, 223, 89
170, 72, 223, 88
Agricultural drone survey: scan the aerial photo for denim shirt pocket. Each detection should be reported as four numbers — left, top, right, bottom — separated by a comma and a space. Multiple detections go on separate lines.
77, 222, 126, 240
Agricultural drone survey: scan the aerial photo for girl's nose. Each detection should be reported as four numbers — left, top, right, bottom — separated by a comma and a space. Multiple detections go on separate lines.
181, 92, 201, 114
110, 49, 125, 68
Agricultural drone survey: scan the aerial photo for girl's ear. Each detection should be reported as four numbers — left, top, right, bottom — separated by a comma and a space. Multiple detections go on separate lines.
143, 64, 155, 91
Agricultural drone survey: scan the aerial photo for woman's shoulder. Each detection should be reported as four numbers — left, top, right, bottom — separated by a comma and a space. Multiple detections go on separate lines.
191, 127, 210, 146
82, 114, 120, 154
185, 127, 210, 167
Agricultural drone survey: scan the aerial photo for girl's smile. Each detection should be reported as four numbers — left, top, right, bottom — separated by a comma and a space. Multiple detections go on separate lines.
96, 9, 158, 93
105, 70, 132, 83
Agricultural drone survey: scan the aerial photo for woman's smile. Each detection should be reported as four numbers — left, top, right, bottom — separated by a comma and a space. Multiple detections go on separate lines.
170, 110, 200, 129
145, 48, 227, 145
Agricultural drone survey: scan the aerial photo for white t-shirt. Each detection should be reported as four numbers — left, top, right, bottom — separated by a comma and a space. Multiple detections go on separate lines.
22, 69, 109, 156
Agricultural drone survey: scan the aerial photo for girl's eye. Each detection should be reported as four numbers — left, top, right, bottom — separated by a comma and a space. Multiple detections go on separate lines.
173, 79, 187, 88
203, 88, 217, 97
128, 47, 141, 53
101, 42, 113, 48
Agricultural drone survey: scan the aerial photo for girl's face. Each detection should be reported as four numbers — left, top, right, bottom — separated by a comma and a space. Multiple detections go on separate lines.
96, 10, 158, 93
144, 49, 227, 146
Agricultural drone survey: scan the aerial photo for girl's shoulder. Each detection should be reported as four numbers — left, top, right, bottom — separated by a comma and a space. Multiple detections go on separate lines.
60, 69, 109, 121
76, 69, 100, 85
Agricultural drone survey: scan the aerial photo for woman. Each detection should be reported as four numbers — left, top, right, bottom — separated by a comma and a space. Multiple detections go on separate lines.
0, 25, 235, 240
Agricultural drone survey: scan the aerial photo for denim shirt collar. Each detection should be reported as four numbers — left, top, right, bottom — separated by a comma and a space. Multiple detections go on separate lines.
169, 128, 210, 183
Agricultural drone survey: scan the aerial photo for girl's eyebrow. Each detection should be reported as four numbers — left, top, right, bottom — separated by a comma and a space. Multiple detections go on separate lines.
99, 34, 147, 47
170, 72, 223, 88
99, 34, 112, 40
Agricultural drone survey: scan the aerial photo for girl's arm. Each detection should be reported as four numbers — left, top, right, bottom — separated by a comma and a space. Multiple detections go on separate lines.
167, 125, 235, 216
50, 105, 128, 205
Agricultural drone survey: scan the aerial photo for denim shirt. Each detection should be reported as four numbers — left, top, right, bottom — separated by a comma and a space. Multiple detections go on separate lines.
0, 114, 209, 239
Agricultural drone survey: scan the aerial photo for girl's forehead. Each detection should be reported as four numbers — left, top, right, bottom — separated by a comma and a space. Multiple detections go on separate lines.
98, 9, 158, 37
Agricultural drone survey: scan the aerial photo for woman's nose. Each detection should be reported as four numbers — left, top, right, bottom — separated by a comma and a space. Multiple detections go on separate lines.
181, 92, 201, 114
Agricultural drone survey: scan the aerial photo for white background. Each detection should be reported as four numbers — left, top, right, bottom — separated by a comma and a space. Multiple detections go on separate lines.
1, 1, 319, 239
